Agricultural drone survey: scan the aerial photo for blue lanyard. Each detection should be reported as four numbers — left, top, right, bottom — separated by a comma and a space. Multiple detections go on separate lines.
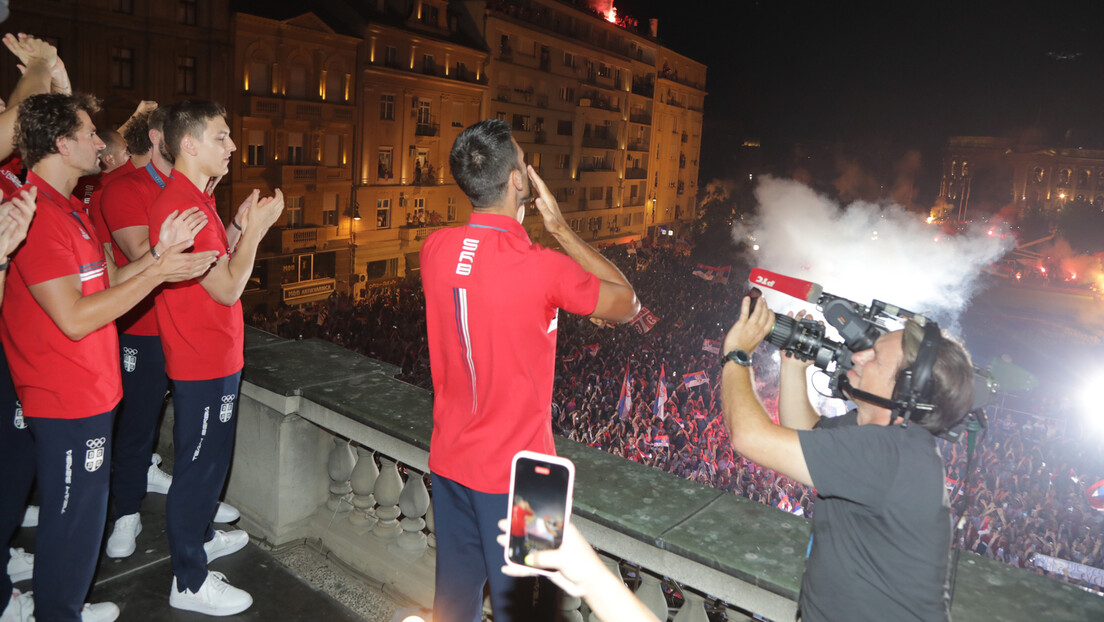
145, 162, 167, 189
467, 223, 509, 233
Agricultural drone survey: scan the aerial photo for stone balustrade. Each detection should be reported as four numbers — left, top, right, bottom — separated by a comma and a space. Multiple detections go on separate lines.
219, 328, 1104, 621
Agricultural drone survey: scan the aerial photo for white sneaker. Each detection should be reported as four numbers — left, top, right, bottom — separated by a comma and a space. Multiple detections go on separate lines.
169, 571, 252, 616
213, 502, 240, 523
204, 530, 249, 563
0, 589, 32, 622
6, 549, 31, 583
105, 513, 142, 559
147, 454, 173, 495
78, 602, 120, 622
20, 507, 37, 529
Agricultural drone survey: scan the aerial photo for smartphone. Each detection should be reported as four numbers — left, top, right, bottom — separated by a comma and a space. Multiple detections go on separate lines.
504, 450, 575, 575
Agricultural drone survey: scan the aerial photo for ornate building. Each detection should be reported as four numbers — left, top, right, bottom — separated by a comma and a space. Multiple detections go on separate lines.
231, 12, 360, 309
939, 136, 1104, 221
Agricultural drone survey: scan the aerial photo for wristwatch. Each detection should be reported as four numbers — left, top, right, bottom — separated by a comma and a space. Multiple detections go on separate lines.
721, 349, 752, 368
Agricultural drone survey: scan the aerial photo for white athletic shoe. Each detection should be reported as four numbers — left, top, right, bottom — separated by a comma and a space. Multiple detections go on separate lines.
105, 513, 142, 559
169, 571, 252, 616
213, 502, 240, 523
6, 549, 31, 583
0, 589, 32, 622
19, 507, 36, 529
0, 590, 117, 622
78, 602, 120, 622
146, 455, 173, 495
203, 530, 249, 563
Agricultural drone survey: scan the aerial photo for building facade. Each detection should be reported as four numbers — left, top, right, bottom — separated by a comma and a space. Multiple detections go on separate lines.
232, 12, 360, 310
462, 0, 706, 248
939, 136, 1104, 221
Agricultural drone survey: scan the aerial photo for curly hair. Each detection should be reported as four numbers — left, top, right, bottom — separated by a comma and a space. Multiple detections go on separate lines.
15, 92, 101, 168
163, 100, 226, 160
122, 110, 153, 156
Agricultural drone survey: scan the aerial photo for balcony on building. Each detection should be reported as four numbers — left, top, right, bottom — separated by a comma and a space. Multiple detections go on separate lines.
625, 166, 647, 180
628, 139, 650, 152
415, 116, 440, 137
158, 328, 1104, 622
632, 74, 656, 97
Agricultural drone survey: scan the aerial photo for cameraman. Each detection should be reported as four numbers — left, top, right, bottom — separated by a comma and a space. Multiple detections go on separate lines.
721, 296, 973, 622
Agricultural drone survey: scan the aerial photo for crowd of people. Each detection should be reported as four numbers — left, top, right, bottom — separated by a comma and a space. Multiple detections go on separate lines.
251, 243, 1104, 594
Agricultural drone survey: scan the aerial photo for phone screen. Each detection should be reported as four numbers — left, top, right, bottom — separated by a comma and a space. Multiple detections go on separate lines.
506, 452, 574, 569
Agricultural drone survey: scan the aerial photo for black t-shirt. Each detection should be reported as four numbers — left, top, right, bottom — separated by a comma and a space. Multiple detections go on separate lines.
796, 413, 952, 622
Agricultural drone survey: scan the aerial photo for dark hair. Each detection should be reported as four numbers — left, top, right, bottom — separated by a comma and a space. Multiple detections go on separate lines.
100, 129, 125, 156
15, 92, 101, 168
449, 118, 519, 208
122, 110, 152, 155
897, 320, 974, 435
163, 100, 227, 160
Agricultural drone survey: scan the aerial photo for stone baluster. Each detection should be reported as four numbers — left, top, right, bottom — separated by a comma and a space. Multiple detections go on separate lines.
425, 498, 437, 559
372, 455, 404, 538
672, 591, 708, 622
635, 571, 668, 621
397, 470, 430, 554
348, 447, 379, 528
325, 437, 356, 512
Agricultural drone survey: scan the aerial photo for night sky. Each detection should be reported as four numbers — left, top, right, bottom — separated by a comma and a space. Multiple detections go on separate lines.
614, 0, 1104, 202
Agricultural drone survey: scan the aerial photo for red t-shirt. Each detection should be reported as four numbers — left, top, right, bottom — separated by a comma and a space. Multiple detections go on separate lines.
0, 172, 121, 418
149, 174, 242, 381
421, 213, 600, 493
0, 154, 24, 198
99, 164, 170, 336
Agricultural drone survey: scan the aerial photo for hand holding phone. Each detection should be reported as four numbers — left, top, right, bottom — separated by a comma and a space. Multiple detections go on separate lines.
504, 450, 575, 576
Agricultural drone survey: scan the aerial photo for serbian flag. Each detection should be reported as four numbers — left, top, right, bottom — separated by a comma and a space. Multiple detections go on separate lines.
701, 338, 721, 354
654, 365, 668, 419
630, 306, 660, 334
692, 263, 717, 280
1088, 479, 1104, 511
776, 493, 793, 513
583, 343, 600, 357
683, 370, 709, 388
617, 363, 632, 421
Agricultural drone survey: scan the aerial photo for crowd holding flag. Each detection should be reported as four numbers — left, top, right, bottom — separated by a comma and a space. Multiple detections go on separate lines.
582, 343, 600, 357
776, 492, 804, 516
654, 364, 668, 419
701, 338, 721, 354
683, 370, 710, 388
617, 363, 632, 421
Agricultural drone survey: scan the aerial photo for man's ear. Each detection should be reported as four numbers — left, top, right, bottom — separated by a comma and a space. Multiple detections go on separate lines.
180, 134, 197, 157
510, 167, 524, 191
55, 135, 71, 157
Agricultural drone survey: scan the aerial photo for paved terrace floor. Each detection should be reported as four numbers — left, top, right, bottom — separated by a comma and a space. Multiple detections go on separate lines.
11, 493, 401, 622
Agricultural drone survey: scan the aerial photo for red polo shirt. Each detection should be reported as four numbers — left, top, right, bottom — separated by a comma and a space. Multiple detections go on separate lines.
0, 172, 121, 418
149, 174, 242, 381
99, 164, 170, 336
421, 213, 600, 493
0, 154, 24, 198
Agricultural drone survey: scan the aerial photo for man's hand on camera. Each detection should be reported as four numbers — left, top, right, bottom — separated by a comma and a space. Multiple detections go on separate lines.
723, 294, 773, 355
780, 310, 816, 369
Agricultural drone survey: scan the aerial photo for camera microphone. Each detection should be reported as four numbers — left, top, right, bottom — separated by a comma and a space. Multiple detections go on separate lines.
749, 268, 823, 304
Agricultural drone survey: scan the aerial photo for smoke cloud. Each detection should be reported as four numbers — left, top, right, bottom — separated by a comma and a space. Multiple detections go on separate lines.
734, 177, 1014, 331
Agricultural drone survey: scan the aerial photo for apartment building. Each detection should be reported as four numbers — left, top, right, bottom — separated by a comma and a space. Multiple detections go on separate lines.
462, 0, 706, 247
231, 13, 360, 309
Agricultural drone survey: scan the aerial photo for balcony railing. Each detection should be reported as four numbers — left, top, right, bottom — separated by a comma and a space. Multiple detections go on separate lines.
415, 121, 440, 137
625, 167, 647, 179
628, 140, 650, 152
225, 329, 1101, 622
630, 112, 652, 125
581, 135, 618, 149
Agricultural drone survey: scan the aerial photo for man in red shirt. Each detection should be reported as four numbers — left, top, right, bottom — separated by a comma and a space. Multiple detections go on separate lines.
149, 100, 283, 616
421, 119, 638, 621
0, 92, 216, 622
99, 107, 241, 561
